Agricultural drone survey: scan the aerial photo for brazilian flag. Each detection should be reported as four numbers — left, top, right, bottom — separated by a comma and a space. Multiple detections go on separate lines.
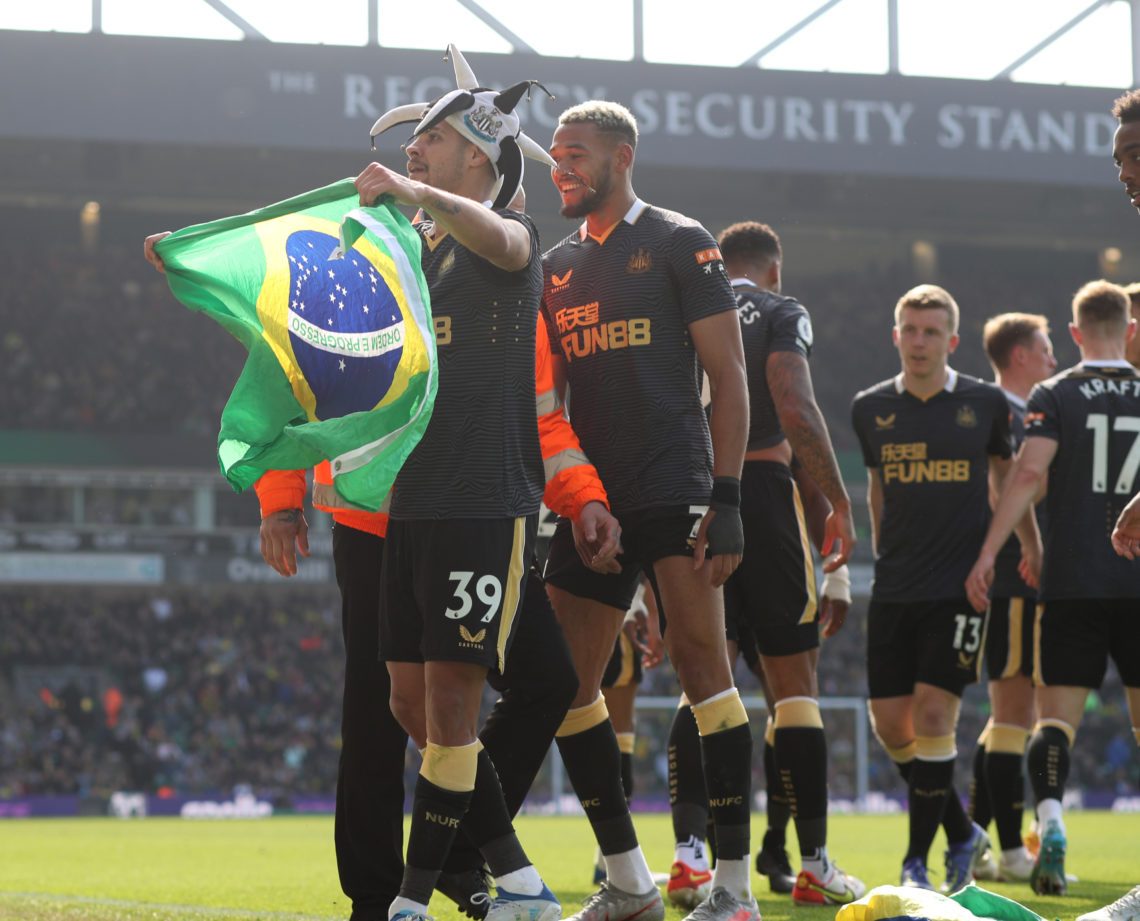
156, 179, 436, 512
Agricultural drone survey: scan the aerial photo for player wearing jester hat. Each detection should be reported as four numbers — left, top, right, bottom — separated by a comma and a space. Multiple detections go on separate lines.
354, 43, 573, 921
369, 44, 555, 210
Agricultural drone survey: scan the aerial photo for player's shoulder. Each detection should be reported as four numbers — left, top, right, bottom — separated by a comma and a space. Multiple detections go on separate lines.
1033, 364, 1082, 394
639, 203, 703, 230
737, 288, 811, 344
767, 290, 809, 322
852, 377, 899, 409
953, 373, 1006, 403
637, 204, 717, 247
953, 371, 995, 393
542, 228, 583, 262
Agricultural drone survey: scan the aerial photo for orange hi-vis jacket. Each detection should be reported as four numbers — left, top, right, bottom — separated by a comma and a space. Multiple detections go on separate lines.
254, 318, 608, 537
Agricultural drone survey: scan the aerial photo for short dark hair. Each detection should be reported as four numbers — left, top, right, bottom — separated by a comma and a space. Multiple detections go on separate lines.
558, 100, 638, 149
717, 221, 782, 266
1073, 279, 1130, 335
1113, 89, 1140, 123
1123, 281, 1140, 306
982, 313, 1049, 370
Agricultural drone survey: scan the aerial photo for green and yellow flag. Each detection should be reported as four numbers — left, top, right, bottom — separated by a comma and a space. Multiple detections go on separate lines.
156, 179, 435, 511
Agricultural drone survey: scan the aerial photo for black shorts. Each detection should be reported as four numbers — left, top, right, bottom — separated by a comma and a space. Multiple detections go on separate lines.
985, 595, 1035, 681
543, 505, 705, 611
601, 632, 643, 688
1034, 598, 1140, 688
723, 461, 819, 658
379, 515, 536, 670
867, 598, 986, 699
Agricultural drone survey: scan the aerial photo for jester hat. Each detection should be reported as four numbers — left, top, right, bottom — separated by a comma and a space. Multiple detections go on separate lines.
370, 44, 555, 210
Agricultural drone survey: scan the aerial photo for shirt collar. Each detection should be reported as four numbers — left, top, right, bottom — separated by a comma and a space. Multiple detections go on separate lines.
894, 367, 958, 394
1080, 359, 1135, 369
730, 277, 755, 288
577, 198, 647, 241
1001, 388, 1027, 410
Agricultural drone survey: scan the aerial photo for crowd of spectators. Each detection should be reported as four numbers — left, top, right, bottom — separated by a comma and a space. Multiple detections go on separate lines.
1, 585, 1133, 808
0, 228, 1105, 452
0, 587, 344, 805
0, 231, 245, 438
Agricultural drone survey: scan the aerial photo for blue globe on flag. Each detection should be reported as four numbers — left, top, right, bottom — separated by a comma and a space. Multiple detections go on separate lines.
285, 229, 405, 420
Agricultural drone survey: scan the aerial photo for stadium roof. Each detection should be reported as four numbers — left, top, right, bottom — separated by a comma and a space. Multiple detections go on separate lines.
4, 0, 1139, 87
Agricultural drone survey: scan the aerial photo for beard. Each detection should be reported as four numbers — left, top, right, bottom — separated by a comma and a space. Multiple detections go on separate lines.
559, 169, 611, 219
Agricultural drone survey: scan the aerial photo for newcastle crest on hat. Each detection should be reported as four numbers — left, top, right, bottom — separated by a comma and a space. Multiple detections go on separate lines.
369, 44, 555, 210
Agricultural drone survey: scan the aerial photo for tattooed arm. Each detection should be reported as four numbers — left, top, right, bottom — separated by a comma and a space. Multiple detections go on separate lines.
353, 160, 532, 271
767, 349, 855, 570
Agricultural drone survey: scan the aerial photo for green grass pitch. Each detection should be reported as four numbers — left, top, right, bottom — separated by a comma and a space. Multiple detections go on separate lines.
0, 812, 1135, 921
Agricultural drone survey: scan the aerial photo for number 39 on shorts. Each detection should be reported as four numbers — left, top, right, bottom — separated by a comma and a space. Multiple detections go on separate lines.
444, 571, 503, 623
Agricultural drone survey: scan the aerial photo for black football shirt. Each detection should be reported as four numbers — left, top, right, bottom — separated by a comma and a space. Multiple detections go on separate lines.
1026, 361, 1140, 600
541, 201, 736, 515
391, 209, 544, 520
852, 371, 1012, 602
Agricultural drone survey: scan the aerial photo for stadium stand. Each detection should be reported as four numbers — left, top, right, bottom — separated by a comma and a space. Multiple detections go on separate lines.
0, 229, 1103, 453
0, 233, 245, 437
1, 584, 1132, 809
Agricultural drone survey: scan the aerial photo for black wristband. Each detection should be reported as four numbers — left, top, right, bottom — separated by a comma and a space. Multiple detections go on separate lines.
710, 476, 741, 508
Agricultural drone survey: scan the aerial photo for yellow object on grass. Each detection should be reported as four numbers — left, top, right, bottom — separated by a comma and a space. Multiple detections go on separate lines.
836, 884, 1046, 921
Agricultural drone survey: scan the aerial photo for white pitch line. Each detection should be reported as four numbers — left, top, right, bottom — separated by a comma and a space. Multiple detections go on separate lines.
0, 891, 342, 920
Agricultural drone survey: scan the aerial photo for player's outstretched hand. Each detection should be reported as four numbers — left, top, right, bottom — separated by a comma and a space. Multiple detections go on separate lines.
1111, 492, 1140, 559
259, 508, 310, 577
694, 506, 743, 587
143, 231, 172, 273
964, 553, 994, 613
573, 500, 622, 574
820, 505, 856, 572
624, 607, 665, 669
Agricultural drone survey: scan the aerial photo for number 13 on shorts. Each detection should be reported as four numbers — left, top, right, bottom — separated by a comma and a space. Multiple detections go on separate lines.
952, 612, 984, 653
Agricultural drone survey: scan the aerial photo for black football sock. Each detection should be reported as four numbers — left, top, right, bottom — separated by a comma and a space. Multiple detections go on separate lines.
401, 774, 472, 905
699, 723, 753, 861
774, 725, 829, 856
1027, 725, 1071, 806
906, 758, 954, 863
668, 703, 709, 846
986, 750, 1027, 851
459, 748, 529, 876
969, 741, 992, 829
941, 773, 974, 845
556, 718, 639, 855
765, 740, 792, 845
